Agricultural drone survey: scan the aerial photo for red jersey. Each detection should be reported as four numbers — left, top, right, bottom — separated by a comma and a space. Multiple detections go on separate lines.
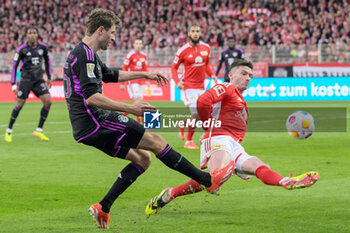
122, 50, 148, 84
197, 83, 248, 143
171, 41, 214, 90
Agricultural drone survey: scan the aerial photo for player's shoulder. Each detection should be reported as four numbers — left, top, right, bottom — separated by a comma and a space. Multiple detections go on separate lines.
70, 42, 95, 63
125, 50, 136, 59
140, 51, 147, 57
38, 41, 49, 49
16, 43, 28, 53
199, 41, 210, 49
176, 42, 191, 56
212, 82, 236, 93
235, 47, 244, 53
221, 48, 229, 54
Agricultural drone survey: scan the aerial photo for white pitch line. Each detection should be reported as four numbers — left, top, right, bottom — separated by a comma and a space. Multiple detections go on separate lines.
0, 121, 69, 127
9, 130, 72, 136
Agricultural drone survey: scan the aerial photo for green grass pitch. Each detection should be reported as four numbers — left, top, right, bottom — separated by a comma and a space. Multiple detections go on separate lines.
0, 101, 349, 233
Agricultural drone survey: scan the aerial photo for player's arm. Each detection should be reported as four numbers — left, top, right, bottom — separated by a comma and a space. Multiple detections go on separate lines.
10, 49, 23, 93
171, 52, 184, 89
216, 52, 224, 76
76, 55, 157, 115
205, 54, 217, 83
43, 47, 52, 87
118, 70, 168, 86
100, 61, 119, 83
86, 92, 156, 116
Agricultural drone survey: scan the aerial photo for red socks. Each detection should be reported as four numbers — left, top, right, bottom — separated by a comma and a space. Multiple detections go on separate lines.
255, 165, 284, 186
186, 125, 196, 141
170, 179, 204, 200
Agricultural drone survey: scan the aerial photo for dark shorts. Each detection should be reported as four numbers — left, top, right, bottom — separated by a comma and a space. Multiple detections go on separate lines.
80, 112, 145, 159
17, 79, 50, 99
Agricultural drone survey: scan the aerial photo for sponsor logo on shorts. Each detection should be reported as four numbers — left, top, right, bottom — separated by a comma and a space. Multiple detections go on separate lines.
118, 115, 129, 123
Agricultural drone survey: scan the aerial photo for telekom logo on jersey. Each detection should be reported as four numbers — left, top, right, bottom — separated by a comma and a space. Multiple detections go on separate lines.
192, 56, 204, 67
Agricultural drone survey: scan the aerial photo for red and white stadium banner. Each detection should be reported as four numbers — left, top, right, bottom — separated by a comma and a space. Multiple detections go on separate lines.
0, 80, 171, 102
252, 62, 268, 78
293, 63, 350, 77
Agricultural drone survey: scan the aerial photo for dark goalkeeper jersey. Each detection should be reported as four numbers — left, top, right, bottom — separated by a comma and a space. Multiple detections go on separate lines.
11, 42, 51, 84
63, 42, 119, 141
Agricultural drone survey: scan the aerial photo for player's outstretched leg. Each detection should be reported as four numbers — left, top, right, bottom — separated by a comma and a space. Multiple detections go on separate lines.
145, 178, 206, 215
248, 160, 319, 190
145, 160, 235, 215
281, 171, 319, 190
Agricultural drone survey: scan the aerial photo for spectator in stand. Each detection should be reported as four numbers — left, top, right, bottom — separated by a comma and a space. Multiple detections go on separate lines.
1, 0, 350, 54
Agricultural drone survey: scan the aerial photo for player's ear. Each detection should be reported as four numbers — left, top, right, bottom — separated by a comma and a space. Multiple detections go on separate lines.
98, 26, 105, 34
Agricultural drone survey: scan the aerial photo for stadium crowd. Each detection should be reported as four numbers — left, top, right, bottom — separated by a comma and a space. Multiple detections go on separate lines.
1, 0, 350, 54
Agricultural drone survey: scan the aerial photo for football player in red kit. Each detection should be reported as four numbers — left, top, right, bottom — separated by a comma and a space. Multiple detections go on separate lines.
171, 25, 217, 149
121, 38, 148, 123
146, 60, 319, 214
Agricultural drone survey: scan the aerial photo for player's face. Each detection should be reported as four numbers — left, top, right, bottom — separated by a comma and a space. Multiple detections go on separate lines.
229, 66, 253, 92
133, 40, 143, 52
228, 39, 235, 49
188, 26, 201, 44
27, 29, 38, 44
100, 25, 116, 50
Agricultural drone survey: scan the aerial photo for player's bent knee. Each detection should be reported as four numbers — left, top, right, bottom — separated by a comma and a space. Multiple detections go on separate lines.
16, 99, 25, 109
126, 149, 152, 170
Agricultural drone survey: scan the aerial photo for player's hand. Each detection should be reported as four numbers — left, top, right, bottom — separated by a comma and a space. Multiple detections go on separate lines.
177, 81, 184, 90
11, 84, 18, 94
120, 84, 125, 91
212, 75, 218, 84
144, 72, 168, 86
47, 80, 52, 88
130, 99, 157, 116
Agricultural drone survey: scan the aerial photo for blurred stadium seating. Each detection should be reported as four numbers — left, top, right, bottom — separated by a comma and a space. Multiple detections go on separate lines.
1, 0, 350, 76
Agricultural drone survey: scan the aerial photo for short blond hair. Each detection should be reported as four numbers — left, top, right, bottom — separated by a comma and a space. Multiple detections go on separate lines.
85, 8, 122, 36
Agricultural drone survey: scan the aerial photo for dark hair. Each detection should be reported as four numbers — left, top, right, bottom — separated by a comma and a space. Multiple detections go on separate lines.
134, 37, 143, 43
227, 37, 235, 41
230, 59, 253, 71
187, 24, 200, 33
25, 26, 38, 35
85, 8, 122, 36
